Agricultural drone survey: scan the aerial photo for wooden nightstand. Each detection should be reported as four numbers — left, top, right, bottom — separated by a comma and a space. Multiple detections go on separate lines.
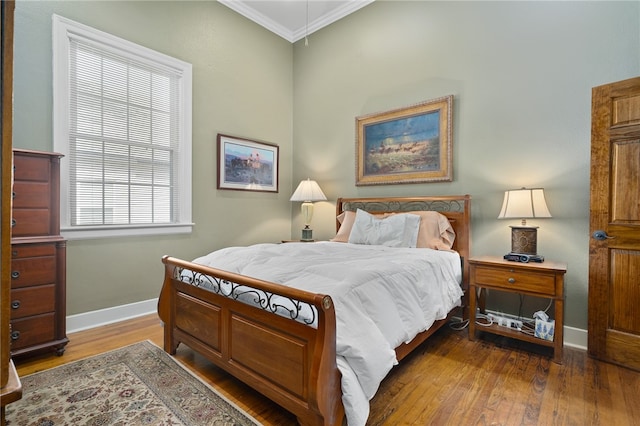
468, 255, 567, 363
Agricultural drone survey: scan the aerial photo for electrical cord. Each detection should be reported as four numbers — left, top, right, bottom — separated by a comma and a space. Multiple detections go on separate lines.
448, 318, 468, 330
475, 313, 494, 327
448, 312, 495, 331
518, 294, 524, 320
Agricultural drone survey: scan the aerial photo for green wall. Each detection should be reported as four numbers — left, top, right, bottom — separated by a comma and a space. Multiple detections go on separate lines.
291, 1, 640, 331
13, 1, 294, 315
12, 1, 640, 332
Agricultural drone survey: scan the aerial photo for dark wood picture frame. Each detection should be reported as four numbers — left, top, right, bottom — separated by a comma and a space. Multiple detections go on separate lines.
217, 134, 279, 193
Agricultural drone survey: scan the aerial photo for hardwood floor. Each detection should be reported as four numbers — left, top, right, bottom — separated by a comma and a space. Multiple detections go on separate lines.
13, 314, 640, 425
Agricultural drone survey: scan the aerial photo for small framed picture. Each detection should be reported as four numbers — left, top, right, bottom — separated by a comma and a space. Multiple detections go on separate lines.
216, 134, 279, 192
356, 95, 453, 186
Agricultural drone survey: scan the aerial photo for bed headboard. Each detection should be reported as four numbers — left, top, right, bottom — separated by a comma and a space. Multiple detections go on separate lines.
335, 195, 471, 287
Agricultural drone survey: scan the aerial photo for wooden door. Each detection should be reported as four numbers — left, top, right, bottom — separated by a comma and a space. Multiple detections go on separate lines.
589, 76, 640, 371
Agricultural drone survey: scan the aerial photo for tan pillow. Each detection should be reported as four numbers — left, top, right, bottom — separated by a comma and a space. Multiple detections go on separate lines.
330, 211, 357, 242
408, 211, 456, 250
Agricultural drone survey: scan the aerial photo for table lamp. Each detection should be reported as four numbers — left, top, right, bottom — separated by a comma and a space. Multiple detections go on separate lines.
290, 178, 327, 241
498, 187, 551, 262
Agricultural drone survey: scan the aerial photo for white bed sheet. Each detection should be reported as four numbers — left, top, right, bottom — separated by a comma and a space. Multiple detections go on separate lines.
191, 241, 463, 426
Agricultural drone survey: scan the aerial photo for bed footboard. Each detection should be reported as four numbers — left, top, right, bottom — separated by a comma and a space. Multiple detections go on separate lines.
157, 255, 344, 426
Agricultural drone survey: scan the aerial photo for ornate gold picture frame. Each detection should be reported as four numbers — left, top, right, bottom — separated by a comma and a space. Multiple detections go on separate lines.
356, 95, 453, 185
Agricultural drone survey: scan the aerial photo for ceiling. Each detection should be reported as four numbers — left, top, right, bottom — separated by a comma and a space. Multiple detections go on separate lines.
218, 0, 375, 43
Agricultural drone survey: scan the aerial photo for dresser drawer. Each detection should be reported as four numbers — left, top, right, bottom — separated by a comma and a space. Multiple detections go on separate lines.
11, 208, 51, 237
10, 285, 56, 319
13, 153, 51, 182
10, 254, 56, 289
472, 265, 557, 295
11, 243, 56, 258
10, 313, 56, 351
12, 180, 51, 209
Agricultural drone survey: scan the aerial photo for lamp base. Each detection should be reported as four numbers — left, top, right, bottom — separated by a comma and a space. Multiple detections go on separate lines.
504, 252, 545, 263
301, 227, 313, 242
510, 226, 539, 255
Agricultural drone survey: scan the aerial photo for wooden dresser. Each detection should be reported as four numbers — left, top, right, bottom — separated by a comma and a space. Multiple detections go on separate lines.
9, 149, 68, 358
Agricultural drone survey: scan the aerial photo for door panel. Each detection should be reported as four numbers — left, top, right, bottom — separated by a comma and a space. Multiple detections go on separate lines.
589, 76, 640, 371
609, 250, 640, 333
611, 141, 640, 223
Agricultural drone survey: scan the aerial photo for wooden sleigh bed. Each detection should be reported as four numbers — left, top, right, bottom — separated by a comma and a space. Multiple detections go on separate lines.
157, 195, 471, 426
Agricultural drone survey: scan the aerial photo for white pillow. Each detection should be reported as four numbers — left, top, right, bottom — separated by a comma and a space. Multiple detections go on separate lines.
348, 209, 421, 248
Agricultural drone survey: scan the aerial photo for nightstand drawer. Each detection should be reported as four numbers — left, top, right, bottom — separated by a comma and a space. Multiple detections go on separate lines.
473, 265, 556, 295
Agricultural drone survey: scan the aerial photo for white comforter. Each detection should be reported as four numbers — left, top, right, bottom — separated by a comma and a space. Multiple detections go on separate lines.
191, 241, 463, 426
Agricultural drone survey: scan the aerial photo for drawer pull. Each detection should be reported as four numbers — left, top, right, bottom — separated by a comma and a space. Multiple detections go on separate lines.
11, 218, 15, 227
508, 277, 516, 284
10, 331, 20, 341
11, 271, 19, 279
12, 191, 15, 199
11, 300, 20, 309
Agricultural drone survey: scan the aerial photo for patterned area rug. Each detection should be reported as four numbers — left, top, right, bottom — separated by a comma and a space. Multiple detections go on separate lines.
6, 340, 262, 426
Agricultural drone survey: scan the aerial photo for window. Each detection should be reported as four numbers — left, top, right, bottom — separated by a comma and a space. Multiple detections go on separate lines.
53, 15, 193, 239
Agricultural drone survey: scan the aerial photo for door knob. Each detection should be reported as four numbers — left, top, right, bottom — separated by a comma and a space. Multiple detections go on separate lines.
592, 230, 614, 240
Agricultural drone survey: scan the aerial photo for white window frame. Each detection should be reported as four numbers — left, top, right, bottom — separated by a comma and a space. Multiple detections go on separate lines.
52, 14, 193, 240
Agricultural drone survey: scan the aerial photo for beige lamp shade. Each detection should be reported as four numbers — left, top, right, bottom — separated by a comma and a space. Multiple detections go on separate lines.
498, 187, 552, 225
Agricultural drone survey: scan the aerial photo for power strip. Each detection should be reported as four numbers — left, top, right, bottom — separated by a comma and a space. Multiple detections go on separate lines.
487, 313, 523, 330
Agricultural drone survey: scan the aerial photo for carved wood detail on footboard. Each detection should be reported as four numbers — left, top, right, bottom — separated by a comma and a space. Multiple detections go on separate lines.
157, 256, 344, 426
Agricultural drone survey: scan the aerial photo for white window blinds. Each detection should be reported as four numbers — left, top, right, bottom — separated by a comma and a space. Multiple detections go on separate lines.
54, 15, 192, 239
69, 39, 179, 226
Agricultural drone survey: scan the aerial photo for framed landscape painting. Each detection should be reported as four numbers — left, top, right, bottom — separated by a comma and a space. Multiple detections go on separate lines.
356, 95, 453, 185
217, 134, 279, 192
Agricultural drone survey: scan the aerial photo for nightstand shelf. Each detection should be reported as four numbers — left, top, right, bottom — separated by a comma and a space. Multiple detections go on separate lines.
475, 321, 555, 347
468, 255, 567, 363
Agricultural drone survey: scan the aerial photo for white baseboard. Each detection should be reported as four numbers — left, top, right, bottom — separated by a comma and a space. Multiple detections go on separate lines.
66, 298, 158, 334
563, 325, 588, 351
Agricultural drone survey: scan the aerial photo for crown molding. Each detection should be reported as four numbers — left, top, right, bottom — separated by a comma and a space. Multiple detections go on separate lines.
218, 0, 374, 43
291, 0, 374, 43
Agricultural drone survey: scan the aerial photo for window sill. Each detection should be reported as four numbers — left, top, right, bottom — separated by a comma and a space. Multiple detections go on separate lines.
61, 223, 194, 240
